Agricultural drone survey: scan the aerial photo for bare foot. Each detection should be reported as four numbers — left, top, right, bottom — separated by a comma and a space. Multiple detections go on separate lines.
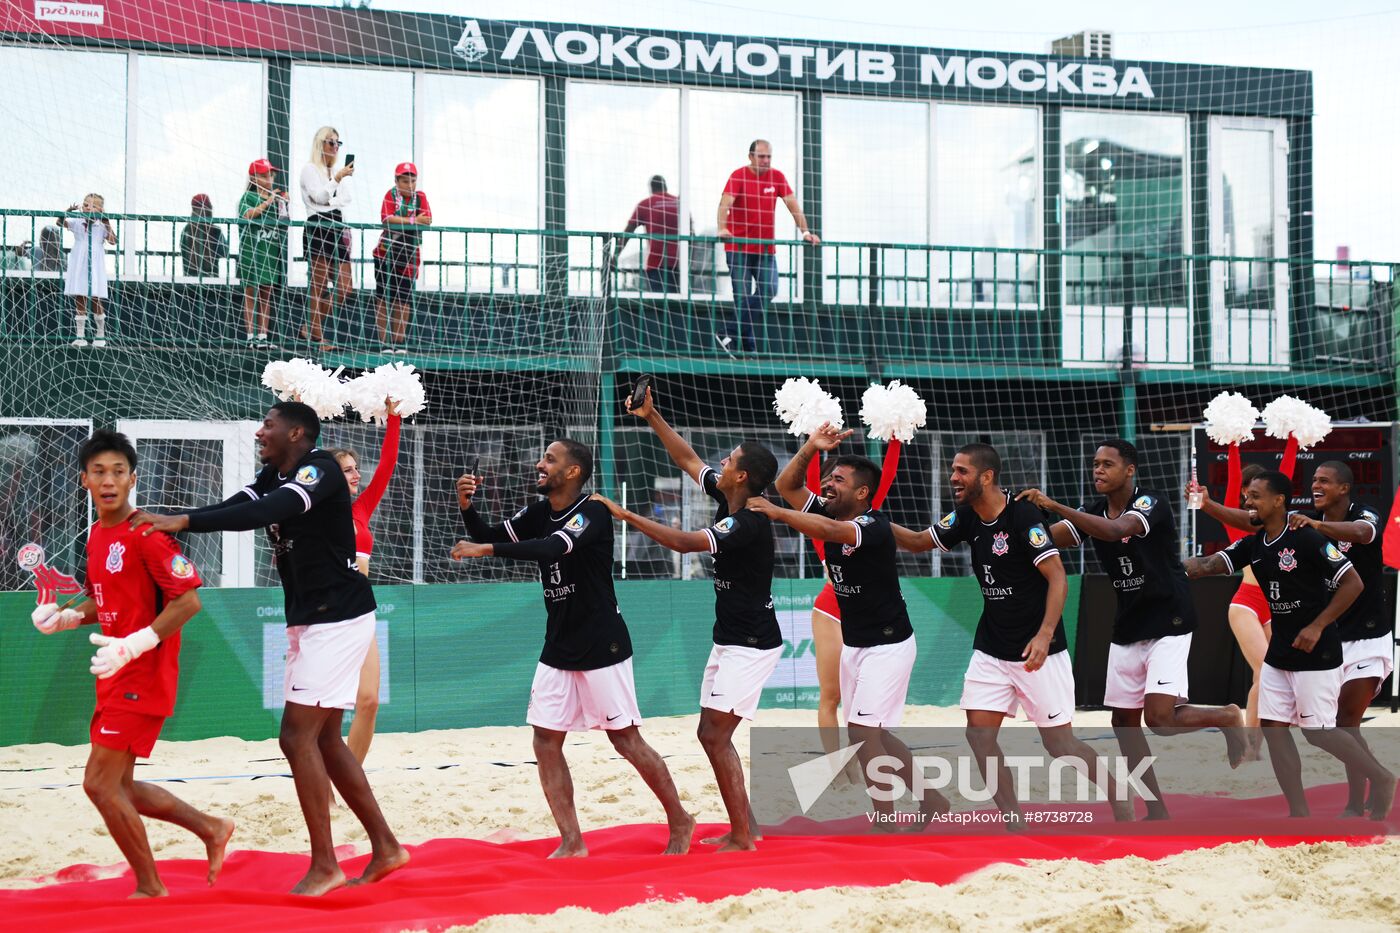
290, 864, 347, 896
1339, 804, 1368, 818
205, 817, 236, 886
1368, 775, 1396, 821
349, 845, 410, 886
1221, 709, 1248, 769
130, 884, 168, 898
663, 812, 697, 855
1144, 804, 1171, 821
1111, 797, 1136, 822
702, 829, 763, 846
547, 838, 588, 858
715, 837, 757, 852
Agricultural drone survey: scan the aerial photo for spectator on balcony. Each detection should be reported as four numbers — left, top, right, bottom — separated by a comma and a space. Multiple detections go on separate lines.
61, 193, 116, 348
372, 162, 432, 355
179, 193, 228, 279
715, 140, 819, 357
621, 175, 680, 294
34, 225, 66, 273
0, 243, 31, 272
238, 159, 289, 348
300, 125, 353, 353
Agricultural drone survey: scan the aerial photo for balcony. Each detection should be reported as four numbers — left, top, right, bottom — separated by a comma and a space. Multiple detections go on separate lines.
0, 209, 1392, 385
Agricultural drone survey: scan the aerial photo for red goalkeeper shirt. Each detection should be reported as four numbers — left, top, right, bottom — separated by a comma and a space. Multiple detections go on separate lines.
85, 520, 202, 717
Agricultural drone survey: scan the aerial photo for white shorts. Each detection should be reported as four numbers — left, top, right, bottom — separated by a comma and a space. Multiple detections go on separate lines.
1103, 633, 1192, 710
961, 649, 1076, 727
700, 644, 783, 720
1259, 663, 1341, 730
1342, 634, 1394, 694
527, 658, 642, 733
840, 635, 916, 728
284, 611, 376, 710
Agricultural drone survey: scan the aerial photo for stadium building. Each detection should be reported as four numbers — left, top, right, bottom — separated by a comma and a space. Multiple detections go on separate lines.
0, 2, 1394, 736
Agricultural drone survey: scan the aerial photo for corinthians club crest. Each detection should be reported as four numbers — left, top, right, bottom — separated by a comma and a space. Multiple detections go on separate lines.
1277, 548, 1297, 572
991, 531, 1009, 556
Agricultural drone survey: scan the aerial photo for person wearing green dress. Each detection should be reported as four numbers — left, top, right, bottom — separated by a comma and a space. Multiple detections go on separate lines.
238, 158, 289, 348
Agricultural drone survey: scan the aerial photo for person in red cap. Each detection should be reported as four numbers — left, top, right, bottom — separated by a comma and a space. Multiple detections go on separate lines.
238, 158, 289, 348
179, 193, 227, 279
372, 162, 432, 354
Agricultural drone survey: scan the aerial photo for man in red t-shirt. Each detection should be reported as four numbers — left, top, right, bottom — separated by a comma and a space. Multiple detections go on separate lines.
715, 139, 819, 356
622, 175, 680, 294
372, 161, 433, 355
30, 431, 233, 898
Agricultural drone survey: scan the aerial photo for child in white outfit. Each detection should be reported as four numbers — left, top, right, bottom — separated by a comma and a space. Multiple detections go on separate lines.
62, 193, 116, 347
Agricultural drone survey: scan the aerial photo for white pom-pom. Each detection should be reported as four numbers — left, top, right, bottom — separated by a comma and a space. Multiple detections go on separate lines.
344, 362, 427, 424
1261, 395, 1332, 450
773, 378, 843, 436
1202, 391, 1259, 446
860, 380, 927, 443
261, 358, 347, 421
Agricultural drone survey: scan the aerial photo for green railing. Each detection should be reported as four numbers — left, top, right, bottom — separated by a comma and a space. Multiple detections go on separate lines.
0, 208, 1393, 371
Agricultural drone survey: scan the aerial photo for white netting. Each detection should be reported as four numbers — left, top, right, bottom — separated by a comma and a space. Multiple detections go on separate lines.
0, 1, 1393, 591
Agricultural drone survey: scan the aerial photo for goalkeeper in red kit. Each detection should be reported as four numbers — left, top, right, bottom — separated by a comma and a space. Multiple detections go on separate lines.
30, 431, 233, 898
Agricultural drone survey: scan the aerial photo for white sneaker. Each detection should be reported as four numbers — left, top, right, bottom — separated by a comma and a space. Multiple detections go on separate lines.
71, 337, 88, 348
394, 347, 408, 356
90, 339, 107, 348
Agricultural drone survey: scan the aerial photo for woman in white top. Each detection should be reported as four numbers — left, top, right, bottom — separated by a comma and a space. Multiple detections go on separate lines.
61, 193, 117, 348
299, 125, 354, 352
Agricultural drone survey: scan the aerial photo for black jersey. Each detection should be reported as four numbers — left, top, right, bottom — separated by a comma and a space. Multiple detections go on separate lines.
1055, 488, 1196, 644
1220, 525, 1355, 671
1299, 501, 1384, 642
698, 467, 780, 649
187, 448, 375, 627
930, 494, 1067, 662
802, 493, 912, 648
502, 495, 633, 671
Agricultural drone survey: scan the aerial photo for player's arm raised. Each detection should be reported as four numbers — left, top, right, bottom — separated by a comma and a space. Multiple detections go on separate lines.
1017, 488, 1139, 545
1025, 552, 1067, 672
626, 386, 704, 483
890, 522, 937, 553
1287, 511, 1377, 544
590, 494, 710, 553
1184, 552, 1233, 578
1187, 480, 1254, 532
456, 472, 516, 543
774, 424, 851, 510
745, 496, 857, 545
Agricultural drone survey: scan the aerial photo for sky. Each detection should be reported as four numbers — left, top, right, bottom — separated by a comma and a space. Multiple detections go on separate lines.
324, 0, 1400, 262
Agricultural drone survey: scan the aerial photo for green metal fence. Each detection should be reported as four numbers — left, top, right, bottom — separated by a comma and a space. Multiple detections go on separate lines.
2, 208, 1393, 373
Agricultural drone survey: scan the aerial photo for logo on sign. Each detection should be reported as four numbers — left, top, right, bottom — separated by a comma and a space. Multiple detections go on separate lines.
991, 531, 1009, 556
453, 19, 488, 63
1278, 548, 1297, 572
34, 2, 104, 24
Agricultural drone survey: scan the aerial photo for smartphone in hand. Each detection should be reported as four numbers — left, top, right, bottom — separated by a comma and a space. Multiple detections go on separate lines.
345, 153, 355, 167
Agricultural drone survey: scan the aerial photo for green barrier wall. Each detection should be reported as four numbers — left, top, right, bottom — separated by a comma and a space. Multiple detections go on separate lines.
0, 577, 1081, 746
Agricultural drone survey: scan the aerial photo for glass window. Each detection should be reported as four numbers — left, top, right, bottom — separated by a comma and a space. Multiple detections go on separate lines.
687, 90, 800, 300
566, 82, 680, 296
822, 97, 928, 305
129, 56, 265, 280
933, 104, 1039, 310
1062, 111, 1188, 307
0, 48, 126, 252
420, 73, 540, 292
290, 65, 415, 287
